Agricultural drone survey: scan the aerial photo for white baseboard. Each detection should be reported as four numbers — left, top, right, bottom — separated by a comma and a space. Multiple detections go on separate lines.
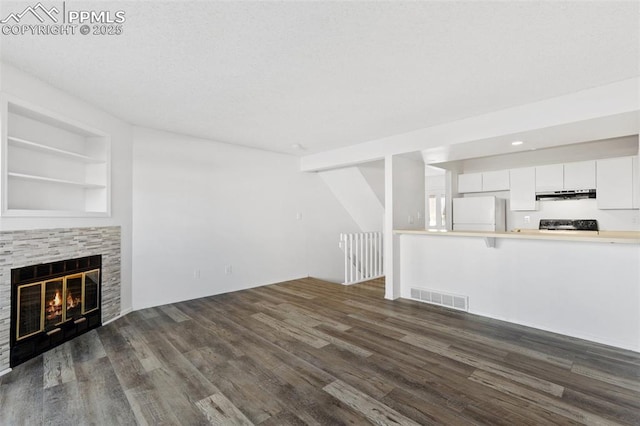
103, 307, 133, 326
343, 274, 385, 285
0, 368, 12, 377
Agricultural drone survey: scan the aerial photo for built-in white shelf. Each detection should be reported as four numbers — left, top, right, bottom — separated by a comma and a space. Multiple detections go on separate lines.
1, 95, 111, 217
1, 209, 110, 218
7, 136, 105, 164
7, 172, 106, 189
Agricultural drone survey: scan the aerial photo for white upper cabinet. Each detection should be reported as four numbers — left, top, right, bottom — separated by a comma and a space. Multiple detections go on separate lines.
535, 164, 563, 192
456, 156, 634, 210
596, 156, 635, 210
509, 167, 537, 211
536, 161, 596, 192
481, 170, 510, 191
458, 173, 482, 193
458, 170, 509, 193
564, 160, 596, 190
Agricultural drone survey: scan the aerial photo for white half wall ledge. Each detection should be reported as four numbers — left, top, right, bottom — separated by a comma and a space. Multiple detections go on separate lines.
300, 77, 640, 172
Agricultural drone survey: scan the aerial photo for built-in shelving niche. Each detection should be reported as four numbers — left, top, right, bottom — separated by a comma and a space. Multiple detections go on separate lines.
1, 96, 111, 217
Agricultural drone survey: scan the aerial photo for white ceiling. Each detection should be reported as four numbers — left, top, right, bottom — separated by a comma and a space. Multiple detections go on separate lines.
1, 1, 638, 156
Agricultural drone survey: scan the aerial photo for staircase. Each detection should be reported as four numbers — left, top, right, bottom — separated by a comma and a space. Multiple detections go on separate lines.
339, 232, 384, 285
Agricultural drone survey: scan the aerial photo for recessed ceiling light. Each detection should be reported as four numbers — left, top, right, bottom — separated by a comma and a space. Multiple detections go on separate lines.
511, 140, 524, 146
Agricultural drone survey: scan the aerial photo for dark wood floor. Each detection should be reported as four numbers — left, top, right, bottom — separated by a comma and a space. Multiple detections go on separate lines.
1, 277, 639, 425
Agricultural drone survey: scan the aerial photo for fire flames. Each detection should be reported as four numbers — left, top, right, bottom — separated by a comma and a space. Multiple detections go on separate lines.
45, 289, 81, 322
67, 291, 81, 309
46, 290, 62, 321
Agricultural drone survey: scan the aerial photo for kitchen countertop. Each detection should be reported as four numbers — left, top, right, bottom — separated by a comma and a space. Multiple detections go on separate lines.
394, 229, 640, 244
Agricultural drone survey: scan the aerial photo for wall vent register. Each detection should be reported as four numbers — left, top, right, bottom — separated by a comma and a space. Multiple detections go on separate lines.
410, 287, 469, 312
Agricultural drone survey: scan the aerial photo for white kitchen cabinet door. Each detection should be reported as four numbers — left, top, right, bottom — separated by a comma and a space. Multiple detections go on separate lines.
510, 167, 537, 211
564, 160, 596, 190
458, 173, 482, 193
482, 170, 510, 191
535, 164, 563, 192
597, 157, 634, 209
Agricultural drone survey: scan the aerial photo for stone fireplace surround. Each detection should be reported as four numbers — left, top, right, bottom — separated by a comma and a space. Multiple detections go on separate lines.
0, 226, 121, 373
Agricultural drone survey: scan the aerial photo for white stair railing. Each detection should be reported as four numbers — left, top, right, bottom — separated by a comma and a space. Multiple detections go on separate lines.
339, 232, 384, 285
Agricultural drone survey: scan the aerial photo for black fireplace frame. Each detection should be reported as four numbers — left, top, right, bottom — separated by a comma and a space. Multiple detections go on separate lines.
10, 255, 102, 367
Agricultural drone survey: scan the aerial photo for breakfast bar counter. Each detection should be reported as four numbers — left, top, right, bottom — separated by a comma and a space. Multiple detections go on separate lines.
394, 229, 640, 244
395, 228, 640, 352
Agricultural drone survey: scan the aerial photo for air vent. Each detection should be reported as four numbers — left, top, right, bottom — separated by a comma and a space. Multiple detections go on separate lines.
410, 287, 469, 312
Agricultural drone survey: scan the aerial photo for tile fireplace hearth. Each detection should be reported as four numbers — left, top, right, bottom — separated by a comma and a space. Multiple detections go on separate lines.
0, 226, 121, 373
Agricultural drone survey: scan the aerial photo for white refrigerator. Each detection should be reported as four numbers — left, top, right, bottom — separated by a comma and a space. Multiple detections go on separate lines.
453, 196, 506, 232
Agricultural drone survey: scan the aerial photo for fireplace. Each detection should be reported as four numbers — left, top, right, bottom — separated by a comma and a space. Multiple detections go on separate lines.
10, 255, 102, 367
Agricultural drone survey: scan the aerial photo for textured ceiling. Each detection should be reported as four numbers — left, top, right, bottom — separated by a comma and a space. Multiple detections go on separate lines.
1, 1, 638, 155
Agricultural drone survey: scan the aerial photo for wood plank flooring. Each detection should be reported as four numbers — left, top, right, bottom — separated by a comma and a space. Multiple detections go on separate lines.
1, 277, 639, 425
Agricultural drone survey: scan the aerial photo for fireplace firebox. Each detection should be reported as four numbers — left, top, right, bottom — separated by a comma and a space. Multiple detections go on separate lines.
10, 255, 102, 367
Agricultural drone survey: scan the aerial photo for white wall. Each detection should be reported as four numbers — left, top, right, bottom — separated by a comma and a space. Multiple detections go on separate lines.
392, 156, 426, 230
385, 155, 425, 300
400, 234, 640, 351
132, 127, 360, 309
358, 161, 385, 204
0, 63, 134, 313
319, 166, 384, 232
511, 198, 639, 231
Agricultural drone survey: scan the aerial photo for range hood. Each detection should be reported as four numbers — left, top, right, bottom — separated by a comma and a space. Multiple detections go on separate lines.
535, 189, 596, 201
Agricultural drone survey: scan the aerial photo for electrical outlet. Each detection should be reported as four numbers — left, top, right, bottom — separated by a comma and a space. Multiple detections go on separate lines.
225, 265, 232, 275
524, 216, 531, 224
193, 269, 200, 279
296, 212, 302, 220
408, 215, 414, 224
